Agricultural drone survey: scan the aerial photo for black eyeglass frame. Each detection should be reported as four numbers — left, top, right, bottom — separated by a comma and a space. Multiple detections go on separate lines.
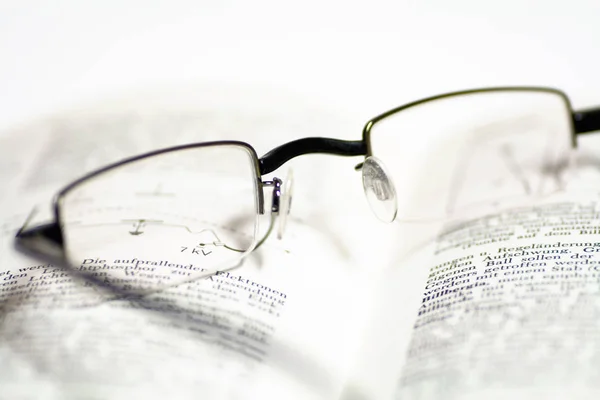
15, 86, 600, 256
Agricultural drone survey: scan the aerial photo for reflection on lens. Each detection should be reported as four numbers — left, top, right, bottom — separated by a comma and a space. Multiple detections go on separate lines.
58, 143, 260, 294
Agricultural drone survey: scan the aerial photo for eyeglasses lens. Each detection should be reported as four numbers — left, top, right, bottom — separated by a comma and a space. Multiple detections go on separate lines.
58, 144, 260, 294
367, 90, 573, 223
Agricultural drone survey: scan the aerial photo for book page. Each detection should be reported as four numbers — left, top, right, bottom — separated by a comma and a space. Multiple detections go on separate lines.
342, 122, 600, 400
0, 87, 372, 400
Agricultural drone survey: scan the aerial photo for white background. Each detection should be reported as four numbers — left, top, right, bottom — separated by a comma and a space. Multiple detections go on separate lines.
1, 0, 600, 132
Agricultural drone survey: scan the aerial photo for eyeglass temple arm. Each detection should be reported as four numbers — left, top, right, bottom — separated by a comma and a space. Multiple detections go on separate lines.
259, 137, 367, 175
574, 107, 600, 135
15, 221, 65, 260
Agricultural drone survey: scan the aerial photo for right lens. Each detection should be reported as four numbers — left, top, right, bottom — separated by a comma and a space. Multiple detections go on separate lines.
366, 89, 573, 222
57, 143, 261, 293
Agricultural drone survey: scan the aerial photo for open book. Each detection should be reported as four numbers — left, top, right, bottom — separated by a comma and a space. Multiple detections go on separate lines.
2, 86, 600, 400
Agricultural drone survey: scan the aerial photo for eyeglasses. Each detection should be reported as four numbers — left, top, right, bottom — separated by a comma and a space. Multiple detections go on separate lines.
15, 87, 600, 293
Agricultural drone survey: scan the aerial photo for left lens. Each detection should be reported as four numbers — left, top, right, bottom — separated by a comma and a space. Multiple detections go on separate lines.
58, 143, 260, 294
366, 89, 573, 222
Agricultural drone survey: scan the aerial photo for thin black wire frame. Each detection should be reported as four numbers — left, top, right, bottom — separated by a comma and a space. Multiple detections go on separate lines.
15, 86, 600, 256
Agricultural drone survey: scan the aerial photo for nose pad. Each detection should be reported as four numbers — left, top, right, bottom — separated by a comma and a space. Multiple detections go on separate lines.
277, 170, 294, 239
361, 156, 398, 222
